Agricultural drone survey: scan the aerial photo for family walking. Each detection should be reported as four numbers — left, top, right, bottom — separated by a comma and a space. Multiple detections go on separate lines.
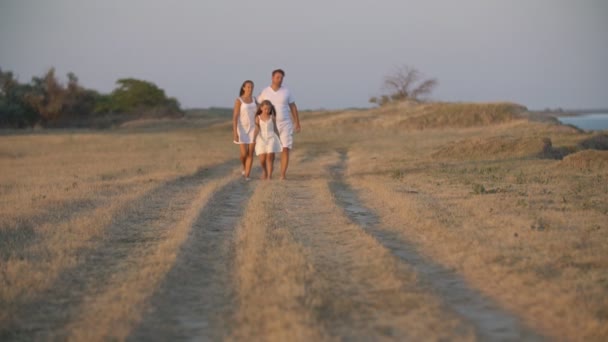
232, 69, 301, 180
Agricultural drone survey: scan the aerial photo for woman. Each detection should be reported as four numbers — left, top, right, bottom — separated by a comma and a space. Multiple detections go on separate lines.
232, 80, 257, 179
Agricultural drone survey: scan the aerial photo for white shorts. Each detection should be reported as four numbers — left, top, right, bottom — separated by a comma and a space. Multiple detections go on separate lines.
276, 121, 293, 149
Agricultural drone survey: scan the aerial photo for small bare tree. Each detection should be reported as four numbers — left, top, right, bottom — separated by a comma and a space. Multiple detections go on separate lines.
370, 65, 438, 105
25, 68, 66, 123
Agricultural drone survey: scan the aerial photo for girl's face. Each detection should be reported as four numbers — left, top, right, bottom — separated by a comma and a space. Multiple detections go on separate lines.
261, 103, 270, 114
242, 82, 253, 96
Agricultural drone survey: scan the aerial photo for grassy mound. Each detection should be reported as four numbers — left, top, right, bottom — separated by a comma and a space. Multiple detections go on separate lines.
557, 150, 608, 171
397, 102, 527, 129
432, 135, 547, 160
303, 102, 528, 131
578, 133, 608, 150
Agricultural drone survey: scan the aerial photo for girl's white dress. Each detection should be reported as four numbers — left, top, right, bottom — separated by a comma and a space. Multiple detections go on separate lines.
255, 117, 282, 155
236, 97, 256, 144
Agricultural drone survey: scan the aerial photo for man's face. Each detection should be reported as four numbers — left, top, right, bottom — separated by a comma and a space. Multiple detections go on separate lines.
272, 73, 283, 87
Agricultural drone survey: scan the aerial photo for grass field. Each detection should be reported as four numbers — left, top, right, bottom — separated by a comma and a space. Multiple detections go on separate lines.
1, 102, 606, 341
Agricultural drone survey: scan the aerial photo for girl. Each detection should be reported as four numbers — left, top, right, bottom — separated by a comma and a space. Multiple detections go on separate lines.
232, 80, 257, 178
253, 100, 282, 180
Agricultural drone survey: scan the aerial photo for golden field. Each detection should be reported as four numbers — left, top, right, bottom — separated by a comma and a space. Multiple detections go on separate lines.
1, 102, 606, 341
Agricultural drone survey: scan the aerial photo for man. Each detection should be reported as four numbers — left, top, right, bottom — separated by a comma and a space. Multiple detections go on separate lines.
257, 69, 301, 180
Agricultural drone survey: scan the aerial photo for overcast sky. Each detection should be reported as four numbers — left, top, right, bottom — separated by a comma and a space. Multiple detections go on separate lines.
1, 0, 606, 110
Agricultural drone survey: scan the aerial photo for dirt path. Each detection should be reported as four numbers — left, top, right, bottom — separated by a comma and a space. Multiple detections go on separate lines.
229, 151, 472, 340
129, 179, 255, 341
3, 148, 549, 341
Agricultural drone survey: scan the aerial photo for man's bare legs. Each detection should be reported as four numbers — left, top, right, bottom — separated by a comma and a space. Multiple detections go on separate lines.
259, 154, 268, 180
280, 147, 289, 180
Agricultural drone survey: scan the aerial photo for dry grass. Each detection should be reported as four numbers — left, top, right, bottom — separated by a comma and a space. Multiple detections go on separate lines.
231, 170, 473, 341
303, 101, 526, 132
324, 104, 607, 341
0, 125, 235, 329
64, 175, 233, 341
231, 181, 327, 341
558, 150, 608, 171
1, 101, 607, 340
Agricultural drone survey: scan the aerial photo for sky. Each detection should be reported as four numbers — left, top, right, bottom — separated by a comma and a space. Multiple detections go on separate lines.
1, 0, 607, 110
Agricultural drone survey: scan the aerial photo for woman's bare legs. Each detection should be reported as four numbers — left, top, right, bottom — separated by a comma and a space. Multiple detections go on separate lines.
267, 153, 275, 179
238, 144, 248, 175
244, 144, 255, 178
259, 154, 268, 180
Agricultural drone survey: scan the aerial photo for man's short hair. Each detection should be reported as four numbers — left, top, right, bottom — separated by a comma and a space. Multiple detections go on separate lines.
272, 69, 285, 77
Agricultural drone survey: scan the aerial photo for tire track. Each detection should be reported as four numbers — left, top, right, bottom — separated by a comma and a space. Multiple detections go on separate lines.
128, 178, 254, 341
0, 161, 236, 341
229, 182, 329, 341
328, 151, 546, 341
273, 176, 474, 341
227, 148, 473, 340
1, 194, 122, 262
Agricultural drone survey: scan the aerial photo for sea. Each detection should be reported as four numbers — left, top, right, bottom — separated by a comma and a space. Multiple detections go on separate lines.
557, 113, 608, 131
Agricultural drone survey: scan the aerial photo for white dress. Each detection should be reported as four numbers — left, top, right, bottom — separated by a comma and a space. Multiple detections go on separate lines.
236, 97, 256, 144
255, 117, 282, 155
258, 87, 295, 149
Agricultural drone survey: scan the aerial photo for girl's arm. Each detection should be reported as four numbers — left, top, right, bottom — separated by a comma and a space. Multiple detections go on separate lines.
232, 98, 240, 142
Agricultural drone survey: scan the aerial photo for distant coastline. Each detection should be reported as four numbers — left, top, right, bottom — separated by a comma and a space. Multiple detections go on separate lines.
530, 108, 608, 117
523, 108, 608, 130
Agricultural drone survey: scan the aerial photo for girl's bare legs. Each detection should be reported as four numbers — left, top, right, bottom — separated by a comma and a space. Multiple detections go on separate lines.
239, 144, 248, 175
259, 154, 268, 180
244, 144, 255, 178
267, 153, 275, 179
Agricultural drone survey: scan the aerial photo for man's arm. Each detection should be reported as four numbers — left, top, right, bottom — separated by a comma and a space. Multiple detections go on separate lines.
289, 102, 301, 133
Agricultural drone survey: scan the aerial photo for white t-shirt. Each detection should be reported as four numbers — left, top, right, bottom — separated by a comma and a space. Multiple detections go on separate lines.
258, 86, 295, 125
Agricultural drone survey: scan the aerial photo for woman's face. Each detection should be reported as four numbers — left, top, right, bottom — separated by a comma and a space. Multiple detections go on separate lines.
242, 82, 253, 96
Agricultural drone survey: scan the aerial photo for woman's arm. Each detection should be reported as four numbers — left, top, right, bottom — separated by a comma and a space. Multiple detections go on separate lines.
253, 116, 260, 142
232, 98, 241, 142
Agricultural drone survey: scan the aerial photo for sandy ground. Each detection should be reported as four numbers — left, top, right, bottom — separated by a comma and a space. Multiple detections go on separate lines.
1, 103, 607, 341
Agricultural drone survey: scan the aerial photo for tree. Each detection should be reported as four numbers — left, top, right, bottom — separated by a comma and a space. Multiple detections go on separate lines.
111, 78, 167, 112
370, 65, 438, 106
1, 67, 183, 127
0, 68, 39, 127
96, 78, 182, 115
62, 72, 100, 117
24, 68, 67, 123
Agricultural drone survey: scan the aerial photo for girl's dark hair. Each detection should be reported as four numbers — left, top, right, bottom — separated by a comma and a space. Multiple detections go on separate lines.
239, 80, 254, 96
256, 100, 276, 116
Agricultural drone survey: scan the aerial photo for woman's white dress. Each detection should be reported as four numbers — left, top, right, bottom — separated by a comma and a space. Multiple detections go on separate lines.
236, 97, 256, 144
255, 117, 282, 155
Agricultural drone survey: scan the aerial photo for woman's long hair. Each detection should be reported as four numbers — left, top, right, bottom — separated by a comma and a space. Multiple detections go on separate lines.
256, 100, 276, 117
239, 80, 254, 96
